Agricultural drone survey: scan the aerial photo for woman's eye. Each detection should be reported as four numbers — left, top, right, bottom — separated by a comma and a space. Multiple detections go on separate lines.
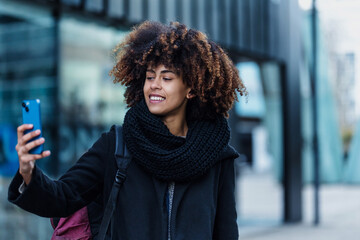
146, 76, 154, 80
163, 77, 172, 81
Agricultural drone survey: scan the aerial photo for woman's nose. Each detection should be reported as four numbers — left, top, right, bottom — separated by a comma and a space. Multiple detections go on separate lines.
150, 77, 161, 89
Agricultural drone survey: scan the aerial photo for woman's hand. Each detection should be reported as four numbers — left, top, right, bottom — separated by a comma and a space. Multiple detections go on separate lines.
15, 124, 51, 185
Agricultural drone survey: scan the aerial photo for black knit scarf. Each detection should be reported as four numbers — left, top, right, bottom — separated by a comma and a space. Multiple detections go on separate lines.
122, 99, 230, 182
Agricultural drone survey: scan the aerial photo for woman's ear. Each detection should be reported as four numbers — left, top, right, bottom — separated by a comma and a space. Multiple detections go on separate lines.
187, 90, 196, 99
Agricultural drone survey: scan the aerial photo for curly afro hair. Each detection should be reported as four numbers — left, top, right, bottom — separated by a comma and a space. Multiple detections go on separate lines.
110, 21, 246, 120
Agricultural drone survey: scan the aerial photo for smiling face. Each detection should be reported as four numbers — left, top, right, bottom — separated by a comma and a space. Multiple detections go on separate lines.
143, 64, 192, 121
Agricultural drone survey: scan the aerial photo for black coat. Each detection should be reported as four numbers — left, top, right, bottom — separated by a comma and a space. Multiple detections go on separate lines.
8, 128, 239, 240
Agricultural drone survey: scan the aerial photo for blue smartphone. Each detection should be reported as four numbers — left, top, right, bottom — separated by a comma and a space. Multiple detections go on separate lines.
22, 99, 43, 154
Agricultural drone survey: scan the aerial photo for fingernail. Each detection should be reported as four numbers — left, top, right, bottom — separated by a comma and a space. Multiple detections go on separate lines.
36, 130, 41, 134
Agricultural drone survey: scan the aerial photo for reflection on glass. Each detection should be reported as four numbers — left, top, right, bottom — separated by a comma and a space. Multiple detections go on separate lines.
60, 19, 129, 126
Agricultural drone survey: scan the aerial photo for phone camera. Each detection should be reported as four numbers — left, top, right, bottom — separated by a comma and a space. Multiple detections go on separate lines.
22, 102, 29, 112
22, 102, 30, 112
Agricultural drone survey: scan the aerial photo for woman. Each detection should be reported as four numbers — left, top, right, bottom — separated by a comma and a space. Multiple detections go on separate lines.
9, 21, 246, 239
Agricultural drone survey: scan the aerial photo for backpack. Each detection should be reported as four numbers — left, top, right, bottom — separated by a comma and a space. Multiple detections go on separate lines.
50, 125, 131, 240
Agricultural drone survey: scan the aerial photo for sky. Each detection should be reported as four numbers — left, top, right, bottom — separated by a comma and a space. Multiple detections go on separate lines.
316, 0, 360, 120
317, 0, 360, 53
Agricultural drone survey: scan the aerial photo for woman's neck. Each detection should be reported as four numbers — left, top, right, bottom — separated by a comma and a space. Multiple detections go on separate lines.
161, 115, 188, 137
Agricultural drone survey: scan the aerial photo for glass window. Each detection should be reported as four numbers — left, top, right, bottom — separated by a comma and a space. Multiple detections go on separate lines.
57, 18, 130, 173
235, 62, 266, 119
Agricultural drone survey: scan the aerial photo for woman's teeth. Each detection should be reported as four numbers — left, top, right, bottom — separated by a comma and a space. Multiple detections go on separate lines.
150, 96, 165, 101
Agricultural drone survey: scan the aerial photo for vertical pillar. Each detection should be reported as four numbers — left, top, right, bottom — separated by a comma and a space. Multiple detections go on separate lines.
52, 0, 61, 177
278, 0, 303, 223
311, 0, 320, 225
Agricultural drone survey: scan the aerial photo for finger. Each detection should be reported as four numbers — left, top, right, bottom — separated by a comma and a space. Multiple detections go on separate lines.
23, 137, 45, 153
21, 150, 51, 162
17, 124, 34, 140
21, 129, 41, 145
41, 150, 51, 158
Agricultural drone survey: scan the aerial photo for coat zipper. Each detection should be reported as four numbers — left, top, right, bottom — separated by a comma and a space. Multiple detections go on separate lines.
167, 182, 175, 240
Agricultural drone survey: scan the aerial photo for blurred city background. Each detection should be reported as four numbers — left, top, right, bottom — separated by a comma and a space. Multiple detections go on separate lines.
0, 0, 359, 239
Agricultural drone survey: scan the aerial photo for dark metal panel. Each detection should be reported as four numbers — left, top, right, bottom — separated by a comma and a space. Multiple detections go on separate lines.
123, 0, 129, 18
268, 1, 279, 58
10, 0, 286, 67
249, 0, 257, 52
13, 0, 279, 60
182, 0, 191, 27
85, 0, 102, 12
129, 0, 143, 23
236, 0, 246, 50
148, 0, 160, 22
229, 0, 239, 48
175, 0, 183, 22
242, 0, 251, 49
10, 0, 282, 60
197, 0, 206, 32
217, 0, 226, 45
204, 0, 214, 38
165, 0, 176, 23
257, 0, 265, 53
224, 0, 231, 47
190, 0, 199, 29
263, 0, 270, 53
103, 0, 108, 15
211, 0, 219, 42
159, 0, 166, 23
108, 0, 125, 19
141, 0, 148, 20
61, 0, 82, 7
244, 0, 268, 55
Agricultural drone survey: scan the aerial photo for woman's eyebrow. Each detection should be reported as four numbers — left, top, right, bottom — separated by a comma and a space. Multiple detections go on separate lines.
146, 69, 175, 74
160, 70, 175, 74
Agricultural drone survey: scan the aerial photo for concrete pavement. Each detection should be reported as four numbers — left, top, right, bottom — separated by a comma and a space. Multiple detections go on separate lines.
237, 170, 360, 240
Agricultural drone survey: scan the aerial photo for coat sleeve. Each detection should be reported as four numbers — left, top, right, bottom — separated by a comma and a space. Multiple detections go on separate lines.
7, 131, 112, 218
213, 158, 239, 240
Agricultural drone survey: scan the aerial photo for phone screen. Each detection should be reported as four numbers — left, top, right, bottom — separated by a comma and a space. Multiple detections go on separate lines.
22, 99, 43, 154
